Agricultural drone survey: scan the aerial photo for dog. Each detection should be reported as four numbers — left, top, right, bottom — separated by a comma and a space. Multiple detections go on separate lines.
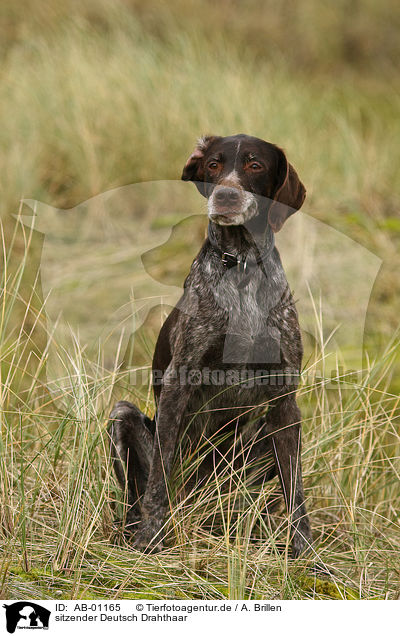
109, 133, 312, 557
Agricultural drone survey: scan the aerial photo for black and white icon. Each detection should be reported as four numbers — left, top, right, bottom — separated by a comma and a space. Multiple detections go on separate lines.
3, 602, 50, 634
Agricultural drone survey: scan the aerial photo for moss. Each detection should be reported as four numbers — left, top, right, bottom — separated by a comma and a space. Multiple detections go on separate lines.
298, 576, 362, 600
5, 565, 197, 600
8, 566, 51, 581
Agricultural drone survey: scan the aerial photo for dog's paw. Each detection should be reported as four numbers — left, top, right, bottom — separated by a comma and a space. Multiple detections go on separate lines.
132, 520, 164, 553
291, 540, 313, 559
133, 538, 164, 554
124, 519, 140, 539
291, 528, 313, 559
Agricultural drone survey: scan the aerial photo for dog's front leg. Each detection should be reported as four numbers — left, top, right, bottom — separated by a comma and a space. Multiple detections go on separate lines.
133, 370, 191, 552
267, 395, 312, 558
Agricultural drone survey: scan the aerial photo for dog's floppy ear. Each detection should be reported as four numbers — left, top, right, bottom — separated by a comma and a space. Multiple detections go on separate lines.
181, 136, 219, 197
268, 147, 306, 232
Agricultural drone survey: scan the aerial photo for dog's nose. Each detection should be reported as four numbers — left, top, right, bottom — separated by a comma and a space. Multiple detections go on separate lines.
215, 187, 240, 205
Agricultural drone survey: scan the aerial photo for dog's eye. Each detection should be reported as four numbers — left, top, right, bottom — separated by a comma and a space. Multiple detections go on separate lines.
249, 162, 263, 171
207, 161, 219, 170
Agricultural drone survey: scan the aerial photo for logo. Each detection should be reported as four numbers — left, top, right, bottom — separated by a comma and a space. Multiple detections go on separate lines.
3, 603, 50, 634
15, 181, 381, 404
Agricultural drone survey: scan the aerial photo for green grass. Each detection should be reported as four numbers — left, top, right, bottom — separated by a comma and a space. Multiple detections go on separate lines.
1, 219, 400, 600
1, 0, 399, 350
0, 0, 400, 600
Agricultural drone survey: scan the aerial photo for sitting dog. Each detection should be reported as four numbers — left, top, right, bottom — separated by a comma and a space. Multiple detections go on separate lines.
109, 134, 312, 557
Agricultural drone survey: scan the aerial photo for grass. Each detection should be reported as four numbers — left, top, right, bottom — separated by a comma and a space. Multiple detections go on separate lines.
1, 0, 399, 352
0, 0, 400, 600
1, 220, 400, 600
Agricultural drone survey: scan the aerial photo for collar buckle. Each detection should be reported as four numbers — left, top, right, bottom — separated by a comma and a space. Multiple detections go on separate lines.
221, 252, 247, 273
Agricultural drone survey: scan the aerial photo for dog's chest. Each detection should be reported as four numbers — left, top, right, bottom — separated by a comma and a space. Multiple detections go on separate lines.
206, 265, 283, 365
225, 272, 267, 334
174, 251, 298, 440
183, 270, 281, 440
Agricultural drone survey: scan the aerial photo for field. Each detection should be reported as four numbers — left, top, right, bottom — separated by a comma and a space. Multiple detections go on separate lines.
0, 0, 400, 600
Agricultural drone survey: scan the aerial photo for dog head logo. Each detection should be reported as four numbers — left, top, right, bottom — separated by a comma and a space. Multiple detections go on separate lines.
3, 602, 50, 633
16, 181, 381, 399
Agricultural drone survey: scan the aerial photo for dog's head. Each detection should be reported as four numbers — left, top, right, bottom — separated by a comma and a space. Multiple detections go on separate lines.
181, 134, 306, 232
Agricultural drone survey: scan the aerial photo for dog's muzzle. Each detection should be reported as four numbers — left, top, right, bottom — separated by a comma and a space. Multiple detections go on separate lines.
208, 187, 259, 226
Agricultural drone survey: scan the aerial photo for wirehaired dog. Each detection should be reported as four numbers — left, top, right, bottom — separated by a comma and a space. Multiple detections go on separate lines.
109, 134, 312, 556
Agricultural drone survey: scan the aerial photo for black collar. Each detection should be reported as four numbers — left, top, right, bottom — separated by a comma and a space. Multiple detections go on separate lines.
207, 223, 275, 275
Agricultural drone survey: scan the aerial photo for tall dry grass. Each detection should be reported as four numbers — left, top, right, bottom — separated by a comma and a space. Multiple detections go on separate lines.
0, 0, 399, 599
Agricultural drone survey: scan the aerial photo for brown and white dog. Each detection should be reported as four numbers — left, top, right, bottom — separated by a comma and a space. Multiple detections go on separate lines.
109, 134, 312, 557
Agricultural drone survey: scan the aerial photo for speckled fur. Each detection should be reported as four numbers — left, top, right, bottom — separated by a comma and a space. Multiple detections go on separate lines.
109, 134, 312, 556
